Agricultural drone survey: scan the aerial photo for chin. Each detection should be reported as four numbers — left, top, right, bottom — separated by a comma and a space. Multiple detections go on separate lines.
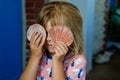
48, 49, 55, 54
47, 46, 55, 54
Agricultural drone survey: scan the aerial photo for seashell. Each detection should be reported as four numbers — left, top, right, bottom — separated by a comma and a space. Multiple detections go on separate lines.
49, 25, 73, 46
27, 24, 46, 41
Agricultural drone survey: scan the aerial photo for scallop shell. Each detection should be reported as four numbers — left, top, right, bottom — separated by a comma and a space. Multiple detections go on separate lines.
27, 24, 46, 41
49, 25, 73, 46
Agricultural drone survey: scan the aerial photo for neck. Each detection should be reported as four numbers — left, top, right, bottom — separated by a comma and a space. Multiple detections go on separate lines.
45, 50, 55, 57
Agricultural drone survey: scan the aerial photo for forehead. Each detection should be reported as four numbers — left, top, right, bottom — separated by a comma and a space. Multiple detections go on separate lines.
46, 21, 52, 32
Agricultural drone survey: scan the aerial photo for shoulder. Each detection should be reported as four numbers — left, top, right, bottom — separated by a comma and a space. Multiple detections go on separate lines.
75, 53, 87, 65
65, 53, 87, 68
65, 53, 87, 79
72, 53, 86, 68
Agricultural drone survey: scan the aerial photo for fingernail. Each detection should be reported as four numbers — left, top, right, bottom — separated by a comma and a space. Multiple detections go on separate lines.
36, 32, 38, 34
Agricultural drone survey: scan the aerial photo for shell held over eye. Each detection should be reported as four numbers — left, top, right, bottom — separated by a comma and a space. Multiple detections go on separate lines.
49, 25, 73, 46
27, 24, 46, 41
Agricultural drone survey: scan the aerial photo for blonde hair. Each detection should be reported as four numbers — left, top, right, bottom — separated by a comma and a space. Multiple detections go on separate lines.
37, 1, 83, 54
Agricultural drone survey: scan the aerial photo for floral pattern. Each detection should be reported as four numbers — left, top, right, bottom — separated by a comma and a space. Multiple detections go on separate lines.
37, 52, 86, 80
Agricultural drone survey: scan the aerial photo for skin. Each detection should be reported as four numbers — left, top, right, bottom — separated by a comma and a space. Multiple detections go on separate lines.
20, 22, 68, 80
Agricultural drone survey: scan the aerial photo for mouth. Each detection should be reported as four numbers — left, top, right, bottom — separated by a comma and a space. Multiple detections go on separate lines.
47, 43, 52, 46
46, 44, 53, 47
45, 41, 54, 48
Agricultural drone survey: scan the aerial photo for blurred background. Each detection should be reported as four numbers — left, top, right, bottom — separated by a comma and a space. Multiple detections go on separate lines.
0, 0, 120, 80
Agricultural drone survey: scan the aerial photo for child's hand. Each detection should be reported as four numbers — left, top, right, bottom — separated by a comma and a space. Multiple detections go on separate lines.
53, 41, 68, 61
30, 32, 45, 58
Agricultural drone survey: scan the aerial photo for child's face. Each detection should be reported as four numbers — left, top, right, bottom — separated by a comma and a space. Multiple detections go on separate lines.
45, 22, 55, 54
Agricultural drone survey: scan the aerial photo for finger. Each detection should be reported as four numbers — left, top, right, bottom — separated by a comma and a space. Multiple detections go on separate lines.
32, 32, 41, 46
56, 41, 68, 53
54, 43, 66, 55
38, 35, 45, 48
54, 45, 61, 54
30, 32, 37, 44
35, 33, 42, 47
59, 44, 68, 55
59, 42, 68, 51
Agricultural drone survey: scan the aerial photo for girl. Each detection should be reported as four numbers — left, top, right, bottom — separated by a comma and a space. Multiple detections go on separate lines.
20, 1, 86, 80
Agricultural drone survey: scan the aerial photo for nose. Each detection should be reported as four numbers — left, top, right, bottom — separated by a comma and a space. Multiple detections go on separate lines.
46, 32, 52, 42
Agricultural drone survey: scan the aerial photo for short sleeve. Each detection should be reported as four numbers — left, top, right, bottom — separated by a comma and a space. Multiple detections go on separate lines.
65, 54, 86, 80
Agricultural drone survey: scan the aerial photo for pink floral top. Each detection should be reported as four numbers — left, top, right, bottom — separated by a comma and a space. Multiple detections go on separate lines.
37, 51, 86, 80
